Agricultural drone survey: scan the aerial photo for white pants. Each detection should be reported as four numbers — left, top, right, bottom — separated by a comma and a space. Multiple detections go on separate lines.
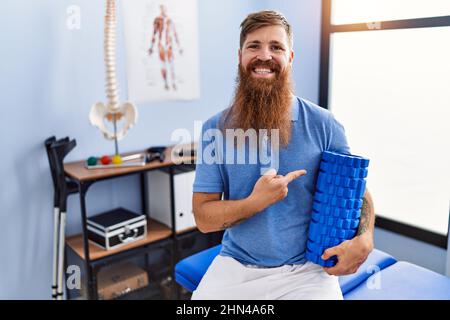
191, 255, 343, 300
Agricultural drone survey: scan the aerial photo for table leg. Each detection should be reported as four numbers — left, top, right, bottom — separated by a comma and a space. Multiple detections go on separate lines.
78, 182, 97, 300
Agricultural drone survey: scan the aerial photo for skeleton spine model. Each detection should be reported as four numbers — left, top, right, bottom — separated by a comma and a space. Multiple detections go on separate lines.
89, 0, 138, 151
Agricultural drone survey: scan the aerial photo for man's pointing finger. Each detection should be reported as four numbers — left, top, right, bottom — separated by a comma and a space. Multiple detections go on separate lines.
283, 169, 307, 184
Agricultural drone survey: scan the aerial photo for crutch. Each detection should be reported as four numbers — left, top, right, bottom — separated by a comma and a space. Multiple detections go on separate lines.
45, 136, 62, 299
45, 137, 77, 300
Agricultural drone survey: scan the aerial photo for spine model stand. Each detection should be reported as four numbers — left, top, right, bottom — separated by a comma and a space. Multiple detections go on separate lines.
89, 0, 137, 155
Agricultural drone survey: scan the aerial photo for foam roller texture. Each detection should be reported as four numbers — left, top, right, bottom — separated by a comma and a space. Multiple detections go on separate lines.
306, 151, 370, 267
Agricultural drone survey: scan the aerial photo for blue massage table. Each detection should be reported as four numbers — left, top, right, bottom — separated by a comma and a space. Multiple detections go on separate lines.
175, 245, 450, 299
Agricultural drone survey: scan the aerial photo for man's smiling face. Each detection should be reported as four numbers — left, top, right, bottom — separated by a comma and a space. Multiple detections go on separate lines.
239, 25, 294, 80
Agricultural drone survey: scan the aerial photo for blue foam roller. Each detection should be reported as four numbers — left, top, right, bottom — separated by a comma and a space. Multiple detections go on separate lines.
335, 219, 344, 229
354, 199, 363, 210
339, 208, 353, 219
309, 151, 370, 268
361, 158, 370, 168
327, 185, 336, 195
359, 168, 368, 178
322, 151, 330, 161
312, 236, 341, 247
312, 213, 325, 224
323, 216, 358, 229
313, 205, 332, 216
352, 157, 361, 168
326, 217, 335, 227
326, 174, 334, 184
345, 199, 355, 209
334, 175, 341, 186
351, 209, 361, 219
346, 229, 357, 238
332, 228, 346, 238
341, 218, 359, 230
342, 177, 351, 188
345, 156, 354, 166
329, 228, 337, 237
350, 219, 360, 229
329, 197, 337, 206
341, 219, 349, 229
346, 188, 355, 199
317, 237, 335, 248
322, 151, 333, 162
316, 174, 327, 192
306, 250, 336, 267
331, 164, 339, 174
312, 201, 322, 212
333, 228, 355, 239
356, 179, 367, 198
332, 207, 341, 218
338, 198, 348, 208
344, 188, 355, 199
307, 241, 327, 255
309, 221, 327, 239
320, 161, 329, 173
348, 167, 358, 178
314, 192, 329, 204
311, 211, 321, 222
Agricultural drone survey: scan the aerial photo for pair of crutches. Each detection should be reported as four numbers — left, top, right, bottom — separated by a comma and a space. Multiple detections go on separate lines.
45, 137, 78, 300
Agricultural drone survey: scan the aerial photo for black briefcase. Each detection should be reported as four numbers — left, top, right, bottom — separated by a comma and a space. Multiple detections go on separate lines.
87, 208, 147, 250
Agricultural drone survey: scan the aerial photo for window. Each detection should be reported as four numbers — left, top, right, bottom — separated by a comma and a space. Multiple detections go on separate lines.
320, 0, 450, 247
332, 0, 450, 24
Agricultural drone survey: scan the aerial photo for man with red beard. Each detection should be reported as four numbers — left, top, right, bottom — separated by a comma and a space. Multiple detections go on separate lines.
191, 10, 375, 299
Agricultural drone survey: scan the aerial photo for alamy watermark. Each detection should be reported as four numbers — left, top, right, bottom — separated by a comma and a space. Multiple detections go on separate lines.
171, 121, 281, 174
366, 265, 382, 290
66, 264, 81, 290
66, 5, 81, 30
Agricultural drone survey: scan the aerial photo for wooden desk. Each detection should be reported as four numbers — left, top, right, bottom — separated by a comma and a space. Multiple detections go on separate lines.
65, 146, 195, 182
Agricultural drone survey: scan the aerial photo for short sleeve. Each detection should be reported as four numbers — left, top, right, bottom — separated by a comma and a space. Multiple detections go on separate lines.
327, 113, 351, 155
193, 121, 225, 193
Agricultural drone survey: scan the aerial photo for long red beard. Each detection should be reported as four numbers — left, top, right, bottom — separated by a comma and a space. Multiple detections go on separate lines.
221, 60, 294, 146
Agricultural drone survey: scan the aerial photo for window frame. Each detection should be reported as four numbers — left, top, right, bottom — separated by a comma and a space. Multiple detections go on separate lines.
319, 0, 450, 248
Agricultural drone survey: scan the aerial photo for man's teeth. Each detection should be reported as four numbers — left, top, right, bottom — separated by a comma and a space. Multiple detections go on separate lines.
254, 68, 273, 74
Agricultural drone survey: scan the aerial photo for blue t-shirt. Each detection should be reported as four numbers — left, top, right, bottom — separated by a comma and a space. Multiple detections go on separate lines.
193, 96, 351, 267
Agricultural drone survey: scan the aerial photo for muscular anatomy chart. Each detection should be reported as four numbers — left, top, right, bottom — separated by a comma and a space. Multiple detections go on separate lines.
148, 4, 183, 91
123, 0, 200, 103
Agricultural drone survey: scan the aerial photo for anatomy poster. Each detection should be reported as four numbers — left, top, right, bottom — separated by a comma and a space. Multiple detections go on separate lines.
122, 0, 200, 103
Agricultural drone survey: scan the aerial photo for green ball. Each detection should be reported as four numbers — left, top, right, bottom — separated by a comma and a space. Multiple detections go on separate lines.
87, 156, 97, 166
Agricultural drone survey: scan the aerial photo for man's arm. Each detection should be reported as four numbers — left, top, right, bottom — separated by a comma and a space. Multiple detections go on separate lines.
322, 188, 375, 275
357, 188, 375, 238
193, 192, 259, 233
193, 169, 307, 233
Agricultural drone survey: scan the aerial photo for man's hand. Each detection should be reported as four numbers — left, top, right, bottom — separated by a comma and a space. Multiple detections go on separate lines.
321, 231, 374, 276
248, 168, 307, 212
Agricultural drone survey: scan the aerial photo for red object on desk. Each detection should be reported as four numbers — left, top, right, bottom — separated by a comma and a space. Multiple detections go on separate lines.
100, 155, 111, 165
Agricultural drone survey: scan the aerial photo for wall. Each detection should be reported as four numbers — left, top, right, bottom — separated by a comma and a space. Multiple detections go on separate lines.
266, 0, 323, 103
